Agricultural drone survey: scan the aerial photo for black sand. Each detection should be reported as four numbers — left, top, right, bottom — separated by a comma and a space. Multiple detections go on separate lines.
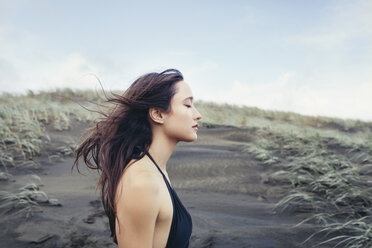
0, 124, 332, 247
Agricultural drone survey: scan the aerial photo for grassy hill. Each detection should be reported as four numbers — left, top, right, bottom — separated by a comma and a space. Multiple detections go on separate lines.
1, 88, 371, 247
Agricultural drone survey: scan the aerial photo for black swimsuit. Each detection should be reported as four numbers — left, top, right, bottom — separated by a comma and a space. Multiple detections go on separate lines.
144, 150, 193, 248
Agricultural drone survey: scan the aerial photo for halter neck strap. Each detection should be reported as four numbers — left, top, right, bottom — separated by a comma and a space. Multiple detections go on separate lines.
144, 150, 173, 189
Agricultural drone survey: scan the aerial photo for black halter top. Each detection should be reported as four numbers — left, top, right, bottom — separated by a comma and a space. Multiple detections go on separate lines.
144, 150, 193, 248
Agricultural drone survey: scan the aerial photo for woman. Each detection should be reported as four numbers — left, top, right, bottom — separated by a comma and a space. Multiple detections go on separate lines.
73, 69, 202, 248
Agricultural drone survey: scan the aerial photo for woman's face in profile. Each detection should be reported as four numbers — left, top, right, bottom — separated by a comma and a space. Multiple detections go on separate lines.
163, 80, 202, 142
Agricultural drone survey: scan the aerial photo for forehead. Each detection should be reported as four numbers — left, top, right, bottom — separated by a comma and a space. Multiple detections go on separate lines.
173, 81, 193, 101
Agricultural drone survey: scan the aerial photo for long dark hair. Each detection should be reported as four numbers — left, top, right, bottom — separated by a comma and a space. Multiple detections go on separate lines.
72, 69, 184, 243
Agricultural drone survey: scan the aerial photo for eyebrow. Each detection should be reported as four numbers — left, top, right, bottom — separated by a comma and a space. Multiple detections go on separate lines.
183, 96, 194, 101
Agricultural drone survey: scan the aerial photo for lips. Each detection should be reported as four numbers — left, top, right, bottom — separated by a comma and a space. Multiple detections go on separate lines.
192, 124, 199, 128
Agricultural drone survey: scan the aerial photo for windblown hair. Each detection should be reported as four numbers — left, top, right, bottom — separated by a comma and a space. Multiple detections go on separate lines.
72, 69, 184, 244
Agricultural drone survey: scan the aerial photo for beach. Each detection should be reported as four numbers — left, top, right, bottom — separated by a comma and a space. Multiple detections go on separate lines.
0, 120, 335, 248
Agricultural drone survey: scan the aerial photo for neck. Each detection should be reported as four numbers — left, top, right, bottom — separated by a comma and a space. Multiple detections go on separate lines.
147, 131, 177, 172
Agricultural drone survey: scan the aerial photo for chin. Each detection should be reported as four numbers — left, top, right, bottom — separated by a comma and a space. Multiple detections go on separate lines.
190, 134, 198, 142
181, 134, 197, 143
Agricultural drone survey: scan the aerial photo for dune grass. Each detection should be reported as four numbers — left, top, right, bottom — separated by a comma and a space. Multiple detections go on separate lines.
242, 123, 372, 247
0, 174, 61, 219
0, 182, 46, 218
0, 89, 104, 171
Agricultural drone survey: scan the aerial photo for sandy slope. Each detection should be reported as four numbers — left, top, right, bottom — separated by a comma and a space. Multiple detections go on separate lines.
0, 124, 331, 248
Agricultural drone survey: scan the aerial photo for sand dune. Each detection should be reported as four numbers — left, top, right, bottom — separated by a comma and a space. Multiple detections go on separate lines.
0, 124, 335, 247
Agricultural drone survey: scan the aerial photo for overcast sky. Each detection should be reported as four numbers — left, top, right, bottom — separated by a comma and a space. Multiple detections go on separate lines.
1, 0, 371, 121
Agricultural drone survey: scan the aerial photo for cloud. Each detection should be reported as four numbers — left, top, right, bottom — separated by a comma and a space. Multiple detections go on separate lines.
0, 57, 20, 85
29, 53, 103, 91
0, 53, 103, 94
167, 50, 197, 57
201, 72, 372, 122
286, 0, 372, 51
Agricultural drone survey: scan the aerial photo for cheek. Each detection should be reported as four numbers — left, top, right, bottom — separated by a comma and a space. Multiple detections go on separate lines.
166, 111, 189, 130
163, 109, 194, 139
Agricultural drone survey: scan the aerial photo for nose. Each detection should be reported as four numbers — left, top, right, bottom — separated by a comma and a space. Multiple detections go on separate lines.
194, 107, 202, 121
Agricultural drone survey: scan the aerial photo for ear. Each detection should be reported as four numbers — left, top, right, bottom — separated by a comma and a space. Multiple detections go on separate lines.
148, 107, 165, 124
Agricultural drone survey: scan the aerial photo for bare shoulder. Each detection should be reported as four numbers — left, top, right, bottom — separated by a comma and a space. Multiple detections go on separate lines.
114, 158, 163, 247
115, 157, 162, 207
120, 157, 160, 187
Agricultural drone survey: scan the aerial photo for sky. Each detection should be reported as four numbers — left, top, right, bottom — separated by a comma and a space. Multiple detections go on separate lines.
0, 0, 371, 121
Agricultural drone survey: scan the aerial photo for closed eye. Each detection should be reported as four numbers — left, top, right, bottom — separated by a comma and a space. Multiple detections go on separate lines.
185, 104, 192, 108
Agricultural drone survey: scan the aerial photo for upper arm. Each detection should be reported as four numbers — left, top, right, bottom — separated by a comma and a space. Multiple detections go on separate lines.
115, 171, 161, 248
